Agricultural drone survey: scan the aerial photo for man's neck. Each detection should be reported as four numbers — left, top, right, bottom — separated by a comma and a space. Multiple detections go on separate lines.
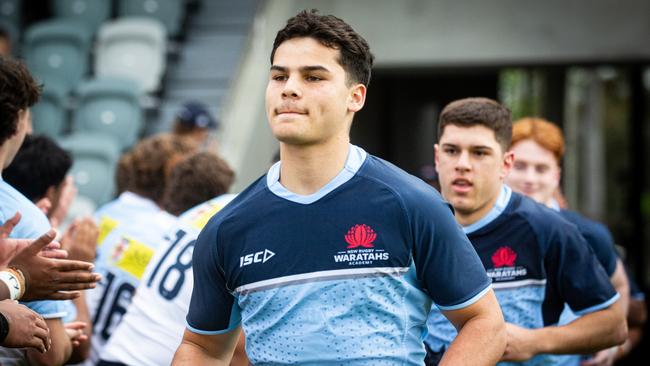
278, 137, 350, 196
455, 184, 504, 227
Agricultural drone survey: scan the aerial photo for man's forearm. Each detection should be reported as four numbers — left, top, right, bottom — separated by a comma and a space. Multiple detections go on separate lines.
172, 341, 229, 366
440, 314, 506, 366
535, 303, 627, 355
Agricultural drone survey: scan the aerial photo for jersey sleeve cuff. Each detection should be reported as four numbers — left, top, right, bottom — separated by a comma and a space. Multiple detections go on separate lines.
185, 320, 240, 336
436, 283, 492, 311
573, 292, 621, 316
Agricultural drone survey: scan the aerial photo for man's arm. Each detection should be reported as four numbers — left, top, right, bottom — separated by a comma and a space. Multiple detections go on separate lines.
610, 259, 630, 316
502, 299, 627, 361
439, 289, 506, 366
26, 318, 73, 366
172, 327, 241, 365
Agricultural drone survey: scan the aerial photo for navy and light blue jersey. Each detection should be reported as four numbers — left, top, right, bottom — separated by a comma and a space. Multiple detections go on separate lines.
558, 209, 617, 277
187, 145, 491, 365
552, 209, 619, 366
425, 186, 619, 366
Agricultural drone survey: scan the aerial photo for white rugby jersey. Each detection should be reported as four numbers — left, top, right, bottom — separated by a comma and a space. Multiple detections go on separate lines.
99, 194, 236, 366
84, 192, 177, 365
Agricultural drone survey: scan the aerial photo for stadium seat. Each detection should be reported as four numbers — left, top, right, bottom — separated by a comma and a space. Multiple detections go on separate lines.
58, 132, 121, 205
72, 78, 144, 149
23, 19, 93, 93
117, 0, 184, 37
95, 17, 166, 93
31, 85, 68, 138
52, 0, 113, 34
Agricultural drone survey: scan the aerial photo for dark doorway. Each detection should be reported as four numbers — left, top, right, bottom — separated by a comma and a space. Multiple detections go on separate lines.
352, 68, 499, 175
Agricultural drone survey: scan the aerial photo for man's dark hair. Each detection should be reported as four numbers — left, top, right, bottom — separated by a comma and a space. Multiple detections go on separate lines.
271, 9, 374, 86
162, 152, 235, 216
0, 56, 41, 145
4, 134, 72, 202
438, 97, 512, 150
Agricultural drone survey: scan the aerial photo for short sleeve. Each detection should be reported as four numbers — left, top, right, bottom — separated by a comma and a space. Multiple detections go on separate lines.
410, 197, 491, 310
23, 300, 68, 319
186, 222, 241, 334
545, 223, 618, 315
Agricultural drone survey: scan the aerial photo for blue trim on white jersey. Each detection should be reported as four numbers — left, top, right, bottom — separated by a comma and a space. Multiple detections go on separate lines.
463, 185, 512, 234
266, 145, 367, 204
573, 293, 620, 316
436, 284, 492, 311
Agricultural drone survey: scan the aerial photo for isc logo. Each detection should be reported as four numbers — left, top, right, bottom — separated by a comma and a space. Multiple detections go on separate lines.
239, 249, 275, 267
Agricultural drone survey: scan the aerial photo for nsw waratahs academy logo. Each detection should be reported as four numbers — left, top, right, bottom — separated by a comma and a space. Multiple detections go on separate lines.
334, 224, 389, 266
486, 246, 527, 281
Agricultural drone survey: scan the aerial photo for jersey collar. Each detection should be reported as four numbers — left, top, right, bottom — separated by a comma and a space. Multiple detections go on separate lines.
463, 184, 513, 234
266, 144, 367, 204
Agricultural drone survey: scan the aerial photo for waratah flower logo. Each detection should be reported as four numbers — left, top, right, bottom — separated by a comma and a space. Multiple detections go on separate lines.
345, 224, 377, 249
491, 246, 517, 267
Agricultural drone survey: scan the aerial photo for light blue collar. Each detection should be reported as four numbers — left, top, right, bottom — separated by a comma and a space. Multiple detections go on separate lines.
548, 199, 561, 212
463, 185, 513, 234
267, 144, 367, 204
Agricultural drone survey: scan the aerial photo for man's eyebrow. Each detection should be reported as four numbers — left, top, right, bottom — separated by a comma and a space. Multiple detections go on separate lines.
300, 65, 330, 73
270, 65, 331, 73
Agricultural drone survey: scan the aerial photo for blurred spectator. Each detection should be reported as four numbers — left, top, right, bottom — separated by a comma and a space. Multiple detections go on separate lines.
0, 55, 99, 365
84, 133, 197, 365
3, 134, 74, 227
98, 151, 242, 366
172, 101, 219, 150
162, 151, 235, 215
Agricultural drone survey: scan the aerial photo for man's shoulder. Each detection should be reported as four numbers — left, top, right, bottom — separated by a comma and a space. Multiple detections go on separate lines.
200, 177, 268, 233
0, 181, 50, 237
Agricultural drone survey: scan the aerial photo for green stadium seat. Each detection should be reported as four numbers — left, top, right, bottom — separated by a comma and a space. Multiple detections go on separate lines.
52, 0, 113, 34
117, 0, 184, 37
31, 85, 68, 138
58, 132, 121, 205
95, 17, 166, 93
23, 19, 93, 93
72, 78, 144, 149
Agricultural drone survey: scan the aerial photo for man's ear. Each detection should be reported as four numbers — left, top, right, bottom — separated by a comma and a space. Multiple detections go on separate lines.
500, 150, 515, 179
348, 83, 367, 113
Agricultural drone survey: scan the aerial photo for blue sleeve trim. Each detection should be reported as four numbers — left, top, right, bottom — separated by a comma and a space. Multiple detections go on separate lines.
573, 293, 621, 316
41, 311, 68, 320
185, 321, 240, 335
437, 283, 492, 311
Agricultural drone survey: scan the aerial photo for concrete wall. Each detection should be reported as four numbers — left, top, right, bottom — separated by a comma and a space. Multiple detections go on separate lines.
295, 0, 650, 66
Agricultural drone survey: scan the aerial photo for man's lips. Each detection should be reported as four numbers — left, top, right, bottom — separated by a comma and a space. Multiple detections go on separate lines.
451, 178, 473, 193
276, 108, 307, 115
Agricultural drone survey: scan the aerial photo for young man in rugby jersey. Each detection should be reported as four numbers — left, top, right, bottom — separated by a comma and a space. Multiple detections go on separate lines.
96, 152, 242, 366
174, 10, 506, 366
505, 117, 630, 366
83, 134, 196, 365
425, 97, 627, 365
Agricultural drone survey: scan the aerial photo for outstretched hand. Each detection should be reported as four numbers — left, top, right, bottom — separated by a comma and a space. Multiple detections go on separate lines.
0, 213, 33, 268
10, 229, 101, 301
